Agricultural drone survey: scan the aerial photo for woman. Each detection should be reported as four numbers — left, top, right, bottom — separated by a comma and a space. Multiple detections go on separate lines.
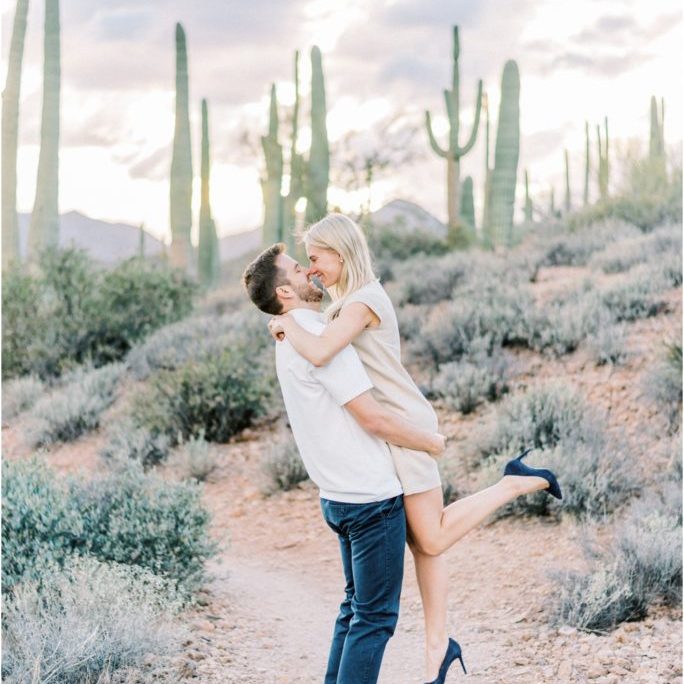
268, 214, 561, 683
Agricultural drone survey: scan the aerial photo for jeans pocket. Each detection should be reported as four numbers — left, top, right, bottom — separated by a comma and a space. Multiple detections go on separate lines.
380, 495, 404, 520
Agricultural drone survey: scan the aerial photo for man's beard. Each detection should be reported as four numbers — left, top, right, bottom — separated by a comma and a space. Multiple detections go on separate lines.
293, 279, 324, 303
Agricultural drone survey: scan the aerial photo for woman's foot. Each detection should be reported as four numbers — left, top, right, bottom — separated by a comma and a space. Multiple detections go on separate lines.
502, 447, 563, 499
425, 636, 449, 682
502, 473, 551, 496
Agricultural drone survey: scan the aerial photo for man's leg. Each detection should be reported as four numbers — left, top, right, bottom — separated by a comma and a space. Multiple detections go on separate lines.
336, 495, 406, 684
324, 532, 355, 683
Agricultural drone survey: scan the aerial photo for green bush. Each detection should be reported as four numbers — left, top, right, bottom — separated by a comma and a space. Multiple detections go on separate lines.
367, 225, 448, 263
2, 458, 84, 596
2, 555, 185, 684
131, 346, 276, 446
70, 464, 216, 593
170, 432, 219, 482
2, 459, 216, 597
2, 248, 197, 381
585, 317, 629, 366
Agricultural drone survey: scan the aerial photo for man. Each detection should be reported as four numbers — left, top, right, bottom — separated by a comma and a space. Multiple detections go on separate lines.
242, 243, 445, 683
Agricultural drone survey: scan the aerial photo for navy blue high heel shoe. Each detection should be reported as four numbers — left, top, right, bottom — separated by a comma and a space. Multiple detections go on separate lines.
424, 637, 467, 683
503, 446, 563, 499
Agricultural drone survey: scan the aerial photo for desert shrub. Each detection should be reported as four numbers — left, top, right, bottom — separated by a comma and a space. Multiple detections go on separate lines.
524, 291, 602, 356
411, 284, 532, 366
2, 374, 45, 421
2, 556, 185, 684
550, 486, 682, 632
131, 346, 276, 446
432, 343, 509, 414
598, 270, 668, 322
100, 418, 171, 469
2, 459, 216, 597
1, 248, 197, 381
25, 362, 125, 447
642, 340, 683, 433
169, 432, 218, 482
390, 251, 473, 305
262, 437, 309, 493
645, 249, 683, 288
474, 382, 604, 461
127, 308, 271, 380
367, 226, 448, 263
585, 317, 629, 366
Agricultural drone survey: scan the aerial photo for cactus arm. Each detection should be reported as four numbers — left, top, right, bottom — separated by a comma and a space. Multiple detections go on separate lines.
425, 110, 448, 158
456, 78, 483, 156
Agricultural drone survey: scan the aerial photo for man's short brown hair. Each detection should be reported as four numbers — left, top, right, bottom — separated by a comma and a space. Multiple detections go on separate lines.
242, 242, 288, 315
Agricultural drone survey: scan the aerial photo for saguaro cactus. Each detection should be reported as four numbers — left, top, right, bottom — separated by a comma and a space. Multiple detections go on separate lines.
564, 149, 571, 213
2, 0, 29, 269
198, 99, 219, 288
138, 223, 145, 257
460, 176, 475, 236
583, 121, 590, 206
304, 45, 329, 224
487, 60, 520, 248
169, 23, 193, 273
27, 0, 60, 264
523, 169, 533, 223
282, 51, 304, 254
549, 187, 556, 218
260, 83, 283, 246
481, 91, 492, 236
649, 95, 666, 179
597, 116, 609, 201
425, 26, 482, 248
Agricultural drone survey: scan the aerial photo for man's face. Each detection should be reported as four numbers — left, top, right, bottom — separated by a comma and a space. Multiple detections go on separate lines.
275, 253, 324, 307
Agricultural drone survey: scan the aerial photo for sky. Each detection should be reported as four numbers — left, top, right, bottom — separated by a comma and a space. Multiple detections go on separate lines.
2, 0, 682, 243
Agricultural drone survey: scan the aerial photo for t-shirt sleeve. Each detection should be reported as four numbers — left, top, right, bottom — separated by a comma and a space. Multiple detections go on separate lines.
311, 344, 373, 406
344, 282, 386, 325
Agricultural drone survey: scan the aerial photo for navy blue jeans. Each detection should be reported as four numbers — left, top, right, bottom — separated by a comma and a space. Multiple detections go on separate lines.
320, 494, 406, 684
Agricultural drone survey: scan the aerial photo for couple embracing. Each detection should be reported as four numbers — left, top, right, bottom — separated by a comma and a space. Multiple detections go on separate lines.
242, 214, 562, 684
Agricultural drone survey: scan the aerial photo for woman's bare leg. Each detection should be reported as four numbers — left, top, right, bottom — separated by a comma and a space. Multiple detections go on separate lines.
404, 475, 549, 558
407, 529, 450, 681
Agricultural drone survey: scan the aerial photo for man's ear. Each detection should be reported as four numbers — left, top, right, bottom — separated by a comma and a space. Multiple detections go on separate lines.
275, 284, 295, 301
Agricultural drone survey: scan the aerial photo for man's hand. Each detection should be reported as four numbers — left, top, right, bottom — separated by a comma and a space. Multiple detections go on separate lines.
268, 315, 287, 341
428, 433, 447, 458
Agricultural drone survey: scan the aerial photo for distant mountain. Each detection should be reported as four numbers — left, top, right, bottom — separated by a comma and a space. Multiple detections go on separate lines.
17, 211, 262, 267
368, 199, 447, 238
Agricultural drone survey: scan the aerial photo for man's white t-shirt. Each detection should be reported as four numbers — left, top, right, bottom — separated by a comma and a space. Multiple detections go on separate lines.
275, 307, 403, 504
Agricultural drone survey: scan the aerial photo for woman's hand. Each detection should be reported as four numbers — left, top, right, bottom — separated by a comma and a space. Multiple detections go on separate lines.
428, 433, 447, 457
268, 315, 288, 341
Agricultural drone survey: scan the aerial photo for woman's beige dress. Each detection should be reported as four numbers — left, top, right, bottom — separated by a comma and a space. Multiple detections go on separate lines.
340, 278, 442, 495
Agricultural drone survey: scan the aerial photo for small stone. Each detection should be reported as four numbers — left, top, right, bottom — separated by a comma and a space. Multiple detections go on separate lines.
557, 660, 573, 678
587, 665, 607, 679
558, 625, 577, 636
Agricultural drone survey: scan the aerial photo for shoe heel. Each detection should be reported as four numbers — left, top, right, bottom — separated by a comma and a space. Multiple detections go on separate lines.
458, 655, 467, 674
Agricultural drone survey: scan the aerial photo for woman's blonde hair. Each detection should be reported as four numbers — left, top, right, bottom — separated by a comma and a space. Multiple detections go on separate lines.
300, 213, 376, 320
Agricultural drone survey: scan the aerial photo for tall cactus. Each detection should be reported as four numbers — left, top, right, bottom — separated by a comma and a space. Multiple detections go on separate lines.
487, 60, 520, 248
583, 121, 590, 205
198, 98, 219, 288
2, 0, 29, 269
597, 116, 609, 201
304, 45, 329, 224
564, 149, 571, 213
27, 0, 60, 265
425, 26, 482, 248
460, 176, 475, 236
481, 91, 492, 238
282, 51, 304, 254
260, 83, 283, 246
549, 187, 556, 218
649, 95, 666, 179
523, 169, 533, 223
138, 223, 145, 257
169, 23, 193, 273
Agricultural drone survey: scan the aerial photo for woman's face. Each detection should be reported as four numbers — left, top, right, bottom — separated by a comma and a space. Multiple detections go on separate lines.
306, 244, 343, 287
